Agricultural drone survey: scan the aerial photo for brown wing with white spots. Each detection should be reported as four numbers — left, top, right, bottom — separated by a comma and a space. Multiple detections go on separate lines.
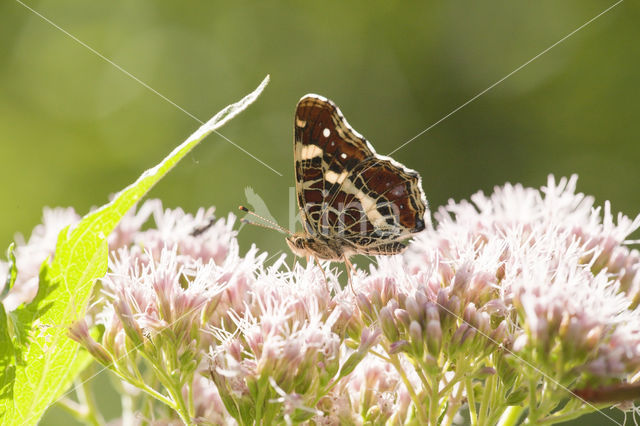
294, 95, 374, 236
294, 94, 428, 251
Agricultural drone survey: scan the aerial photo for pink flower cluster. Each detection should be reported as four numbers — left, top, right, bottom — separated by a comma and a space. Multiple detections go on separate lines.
7, 175, 640, 424
406, 175, 640, 380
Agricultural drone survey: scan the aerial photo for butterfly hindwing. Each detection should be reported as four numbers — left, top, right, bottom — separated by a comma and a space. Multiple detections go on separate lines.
334, 156, 426, 247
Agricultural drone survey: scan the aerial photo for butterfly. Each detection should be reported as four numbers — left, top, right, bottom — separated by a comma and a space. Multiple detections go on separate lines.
241, 94, 428, 283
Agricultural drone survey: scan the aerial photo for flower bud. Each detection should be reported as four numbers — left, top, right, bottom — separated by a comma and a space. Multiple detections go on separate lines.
463, 303, 477, 326
449, 323, 469, 357
415, 290, 428, 310
474, 367, 496, 380
360, 327, 381, 351
396, 292, 407, 308
425, 302, 440, 323
409, 321, 424, 358
379, 306, 399, 342
69, 320, 113, 366
356, 292, 375, 324
380, 278, 395, 306
461, 326, 477, 353
585, 326, 602, 351
346, 313, 365, 340
489, 321, 508, 349
370, 289, 383, 311
115, 298, 144, 347
437, 290, 453, 332
452, 263, 473, 296
426, 319, 442, 357
389, 340, 410, 354
406, 296, 421, 322
394, 308, 411, 331
440, 294, 461, 334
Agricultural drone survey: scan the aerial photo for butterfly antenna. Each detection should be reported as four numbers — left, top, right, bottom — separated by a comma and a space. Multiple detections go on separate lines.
238, 206, 292, 236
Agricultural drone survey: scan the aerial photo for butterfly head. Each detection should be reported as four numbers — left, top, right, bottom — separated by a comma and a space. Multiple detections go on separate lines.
285, 233, 311, 258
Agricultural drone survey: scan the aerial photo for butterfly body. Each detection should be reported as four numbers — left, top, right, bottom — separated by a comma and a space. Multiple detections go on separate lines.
291, 94, 428, 266
286, 233, 349, 261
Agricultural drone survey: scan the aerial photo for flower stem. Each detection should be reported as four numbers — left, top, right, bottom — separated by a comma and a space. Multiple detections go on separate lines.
465, 377, 478, 426
496, 406, 524, 426
368, 348, 391, 362
388, 354, 428, 425
426, 369, 442, 425
188, 377, 196, 421
528, 377, 539, 424
429, 384, 439, 425
255, 377, 268, 422
114, 368, 177, 417
442, 381, 465, 426
416, 366, 433, 395
477, 373, 495, 426
438, 370, 463, 396
537, 403, 609, 425
164, 381, 193, 425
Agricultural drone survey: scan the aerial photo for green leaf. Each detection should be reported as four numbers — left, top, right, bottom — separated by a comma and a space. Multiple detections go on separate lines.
0, 76, 269, 426
0, 303, 15, 413
0, 244, 16, 301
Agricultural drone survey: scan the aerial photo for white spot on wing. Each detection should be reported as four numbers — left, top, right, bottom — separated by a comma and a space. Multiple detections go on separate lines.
392, 185, 405, 196
340, 153, 347, 160
323, 128, 330, 138
325, 170, 348, 184
299, 145, 322, 160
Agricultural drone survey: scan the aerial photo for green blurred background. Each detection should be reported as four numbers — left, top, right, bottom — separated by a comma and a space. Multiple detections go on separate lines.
1, 0, 638, 424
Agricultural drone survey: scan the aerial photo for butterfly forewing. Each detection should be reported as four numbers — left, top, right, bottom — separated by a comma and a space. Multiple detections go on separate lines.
294, 94, 427, 255
294, 95, 372, 234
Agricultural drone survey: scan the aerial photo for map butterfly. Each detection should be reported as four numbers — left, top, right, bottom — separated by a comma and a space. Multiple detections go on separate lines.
242, 94, 428, 281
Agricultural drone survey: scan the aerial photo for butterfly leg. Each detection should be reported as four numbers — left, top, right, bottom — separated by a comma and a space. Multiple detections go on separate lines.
343, 255, 356, 295
309, 255, 330, 292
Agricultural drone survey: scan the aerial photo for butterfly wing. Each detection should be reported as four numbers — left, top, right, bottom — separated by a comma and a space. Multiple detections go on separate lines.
294, 94, 427, 252
294, 94, 375, 236
334, 155, 428, 249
